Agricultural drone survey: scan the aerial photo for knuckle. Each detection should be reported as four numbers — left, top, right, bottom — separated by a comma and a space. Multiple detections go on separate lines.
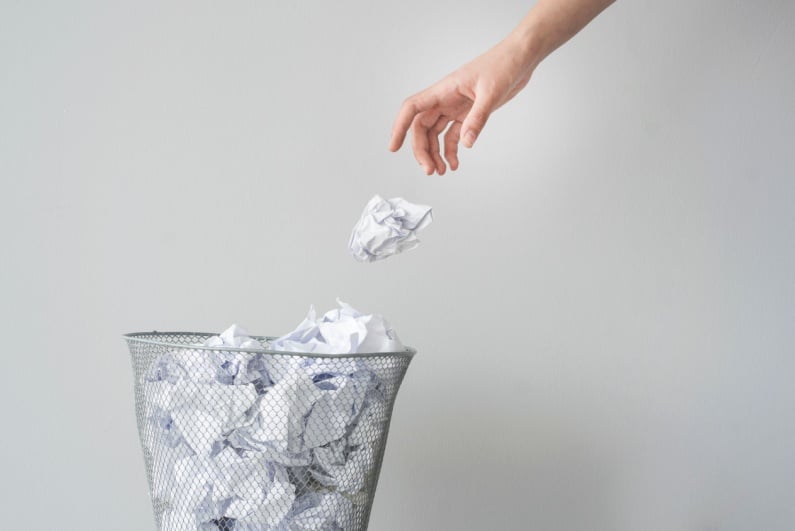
401, 98, 417, 115
468, 113, 489, 128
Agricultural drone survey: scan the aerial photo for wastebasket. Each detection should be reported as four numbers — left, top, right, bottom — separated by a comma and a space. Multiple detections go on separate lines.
125, 331, 415, 530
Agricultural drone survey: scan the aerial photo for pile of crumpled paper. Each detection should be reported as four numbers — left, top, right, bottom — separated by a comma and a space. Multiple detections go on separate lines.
142, 195, 430, 529
143, 301, 405, 530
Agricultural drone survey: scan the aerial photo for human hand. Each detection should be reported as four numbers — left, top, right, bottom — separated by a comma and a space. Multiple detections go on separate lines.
388, 0, 614, 175
388, 35, 536, 175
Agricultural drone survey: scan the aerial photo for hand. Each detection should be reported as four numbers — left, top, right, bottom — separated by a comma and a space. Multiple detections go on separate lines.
388, 35, 536, 175
388, 0, 615, 175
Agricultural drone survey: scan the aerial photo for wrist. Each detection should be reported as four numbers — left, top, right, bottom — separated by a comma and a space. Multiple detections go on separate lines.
506, 18, 554, 73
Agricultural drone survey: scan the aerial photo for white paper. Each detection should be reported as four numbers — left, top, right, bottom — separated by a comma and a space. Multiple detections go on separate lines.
171, 455, 215, 517
170, 382, 258, 456
310, 437, 376, 495
286, 492, 354, 530
205, 324, 262, 350
147, 349, 214, 384
349, 398, 389, 446
270, 299, 404, 355
149, 432, 194, 503
248, 370, 324, 453
235, 465, 295, 528
140, 316, 399, 528
304, 373, 369, 448
203, 324, 271, 386
349, 194, 432, 262
212, 448, 295, 528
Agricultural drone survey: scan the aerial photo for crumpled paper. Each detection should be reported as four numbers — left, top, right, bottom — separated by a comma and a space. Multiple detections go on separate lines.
141, 318, 396, 529
270, 299, 404, 355
349, 194, 432, 262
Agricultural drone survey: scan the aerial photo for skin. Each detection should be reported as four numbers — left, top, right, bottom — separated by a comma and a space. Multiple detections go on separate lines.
389, 0, 616, 175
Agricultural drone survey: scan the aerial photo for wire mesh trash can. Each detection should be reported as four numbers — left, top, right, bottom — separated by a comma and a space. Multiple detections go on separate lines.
125, 332, 415, 531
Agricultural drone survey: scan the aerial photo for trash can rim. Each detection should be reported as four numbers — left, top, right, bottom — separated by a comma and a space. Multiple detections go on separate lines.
123, 331, 417, 359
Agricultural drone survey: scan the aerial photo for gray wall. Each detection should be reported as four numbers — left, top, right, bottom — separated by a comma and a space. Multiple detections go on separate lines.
2, 1, 794, 529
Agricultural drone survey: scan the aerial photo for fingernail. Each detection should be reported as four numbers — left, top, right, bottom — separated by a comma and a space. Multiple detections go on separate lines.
464, 130, 477, 147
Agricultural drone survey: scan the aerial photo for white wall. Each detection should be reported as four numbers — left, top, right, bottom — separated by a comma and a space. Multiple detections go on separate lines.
2, 1, 794, 529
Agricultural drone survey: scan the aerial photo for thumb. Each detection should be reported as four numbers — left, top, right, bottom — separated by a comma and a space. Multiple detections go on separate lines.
461, 91, 497, 148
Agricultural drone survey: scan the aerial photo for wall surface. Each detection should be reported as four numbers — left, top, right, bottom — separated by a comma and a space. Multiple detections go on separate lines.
2, 1, 794, 529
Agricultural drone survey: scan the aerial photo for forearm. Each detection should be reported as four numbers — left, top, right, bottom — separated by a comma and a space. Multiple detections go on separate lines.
508, 0, 615, 71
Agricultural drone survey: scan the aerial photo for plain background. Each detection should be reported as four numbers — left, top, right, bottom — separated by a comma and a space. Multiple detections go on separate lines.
2, 1, 794, 529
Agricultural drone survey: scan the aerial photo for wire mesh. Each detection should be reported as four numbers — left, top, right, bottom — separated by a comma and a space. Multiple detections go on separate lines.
125, 332, 414, 531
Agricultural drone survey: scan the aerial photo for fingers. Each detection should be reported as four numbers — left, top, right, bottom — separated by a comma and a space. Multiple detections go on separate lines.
443, 121, 462, 171
389, 90, 440, 152
427, 116, 450, 175
389, 78, 477, 172
461, 88, 497, 148
412, 115, 452, 175
410, 113, 437, 175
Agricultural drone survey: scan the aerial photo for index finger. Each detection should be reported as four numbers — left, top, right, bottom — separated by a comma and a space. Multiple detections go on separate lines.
389, 90, 440, 152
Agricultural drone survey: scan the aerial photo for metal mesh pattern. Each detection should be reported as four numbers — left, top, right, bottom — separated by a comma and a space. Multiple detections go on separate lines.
125, 332, 414, 531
